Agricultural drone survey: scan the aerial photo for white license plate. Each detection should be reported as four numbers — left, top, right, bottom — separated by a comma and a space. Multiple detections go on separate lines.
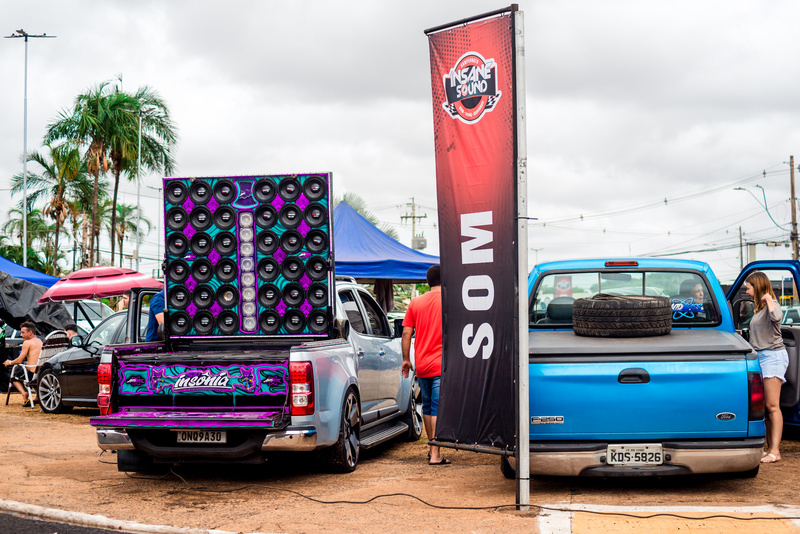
174, 430, 227, 444
606, 444, 663, 466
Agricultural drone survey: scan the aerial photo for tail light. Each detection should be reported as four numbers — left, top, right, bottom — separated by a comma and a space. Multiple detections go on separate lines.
289, 362, 315, 416
748, 372, 765, 421
97, 363, 113, 416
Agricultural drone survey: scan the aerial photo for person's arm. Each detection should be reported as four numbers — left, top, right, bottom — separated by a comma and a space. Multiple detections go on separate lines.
401, 326, 414, 378
155, 312, 164, 325
5, 339, 28, 366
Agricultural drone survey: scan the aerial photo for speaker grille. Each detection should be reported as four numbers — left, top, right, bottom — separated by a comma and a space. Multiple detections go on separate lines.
163, 174, 333, 338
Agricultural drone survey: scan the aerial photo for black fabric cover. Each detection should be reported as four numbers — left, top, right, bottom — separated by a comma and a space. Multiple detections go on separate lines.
0, 272, 71, 335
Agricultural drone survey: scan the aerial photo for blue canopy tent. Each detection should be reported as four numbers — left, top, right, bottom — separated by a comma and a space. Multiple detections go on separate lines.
0, 255, 58, 287
333, 201, 439, 311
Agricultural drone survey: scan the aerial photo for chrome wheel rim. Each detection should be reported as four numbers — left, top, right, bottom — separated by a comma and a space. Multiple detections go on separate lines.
39, 373, 61, 412
343, 393, 360, 468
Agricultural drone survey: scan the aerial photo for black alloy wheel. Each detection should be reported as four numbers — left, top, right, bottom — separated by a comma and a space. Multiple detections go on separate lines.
38, 369, 69, 414
402, 377, 423, 441
326, 389, 360, 473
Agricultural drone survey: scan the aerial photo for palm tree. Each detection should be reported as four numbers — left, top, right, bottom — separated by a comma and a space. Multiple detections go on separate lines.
333, 192, 400, 240
1, 208, 53, 272
109, 203, 152, 267
10, 142, 93, 273
107, 84, 177, 262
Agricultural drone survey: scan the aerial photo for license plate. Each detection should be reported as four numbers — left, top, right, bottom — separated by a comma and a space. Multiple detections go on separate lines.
606, 444, 663, 466
174, 430, 227, 444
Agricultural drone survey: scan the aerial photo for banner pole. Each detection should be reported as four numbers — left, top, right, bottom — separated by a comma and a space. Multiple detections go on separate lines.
513, 6, 530, 510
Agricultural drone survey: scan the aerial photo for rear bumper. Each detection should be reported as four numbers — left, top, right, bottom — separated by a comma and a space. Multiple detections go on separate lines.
95, 426, 318, 455
516, 438, 765, 476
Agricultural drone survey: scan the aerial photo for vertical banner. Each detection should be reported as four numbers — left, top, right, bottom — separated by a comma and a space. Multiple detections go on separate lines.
426, 7, 518, 450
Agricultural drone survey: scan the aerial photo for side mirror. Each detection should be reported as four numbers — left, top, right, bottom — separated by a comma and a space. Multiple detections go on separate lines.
393, 318, 404, 338
335, 318, 350, 340
69, 335, 83, 347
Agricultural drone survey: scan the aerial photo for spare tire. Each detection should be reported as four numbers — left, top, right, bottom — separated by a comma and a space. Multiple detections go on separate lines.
573, 294, 672, 338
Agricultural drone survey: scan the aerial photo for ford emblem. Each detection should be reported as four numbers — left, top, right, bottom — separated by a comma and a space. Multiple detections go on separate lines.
716, 412, 736, 421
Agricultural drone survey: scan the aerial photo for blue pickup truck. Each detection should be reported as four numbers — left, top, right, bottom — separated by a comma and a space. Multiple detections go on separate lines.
507, 258, 769, 478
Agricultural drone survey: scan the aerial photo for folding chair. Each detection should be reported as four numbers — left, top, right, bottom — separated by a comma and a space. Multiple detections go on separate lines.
5, 330, 69, 409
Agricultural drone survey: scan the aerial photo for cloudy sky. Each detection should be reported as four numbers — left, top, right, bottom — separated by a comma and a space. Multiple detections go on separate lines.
1, 0, 799, 283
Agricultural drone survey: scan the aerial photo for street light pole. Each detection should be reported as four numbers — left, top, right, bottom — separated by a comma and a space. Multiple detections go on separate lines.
136, 111, 142, 271
790, 155, 798, 260
5, 29, 55, 267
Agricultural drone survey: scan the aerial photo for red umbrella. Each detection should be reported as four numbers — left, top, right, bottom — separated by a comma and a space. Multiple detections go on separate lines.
38, 266, 163, 303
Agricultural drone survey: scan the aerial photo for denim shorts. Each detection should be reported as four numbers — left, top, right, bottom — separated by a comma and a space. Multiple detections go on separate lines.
757, 348, 789, 383
418, 375, 440, 416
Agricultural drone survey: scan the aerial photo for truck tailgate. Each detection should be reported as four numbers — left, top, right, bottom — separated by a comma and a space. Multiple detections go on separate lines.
529, 330, 754, 440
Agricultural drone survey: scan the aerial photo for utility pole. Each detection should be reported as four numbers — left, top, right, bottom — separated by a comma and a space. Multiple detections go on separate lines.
739, 226, 743, 270
400, 197, 428, 249
5, 29, 56, 266
791, 155, 798, 260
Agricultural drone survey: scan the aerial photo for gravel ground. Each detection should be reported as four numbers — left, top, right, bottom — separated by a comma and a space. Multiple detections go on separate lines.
1, 397, 799, 533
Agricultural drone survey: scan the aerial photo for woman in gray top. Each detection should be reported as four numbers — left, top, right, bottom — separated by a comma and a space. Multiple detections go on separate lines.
745, 271, 789, 464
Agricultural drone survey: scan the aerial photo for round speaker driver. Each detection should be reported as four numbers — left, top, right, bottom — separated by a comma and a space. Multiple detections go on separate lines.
278, 176, 301, 201
190, 232, 212, 256
166, 207, 188, 231
308, 310, 329, 334
255, 205, 277, 229
306, 256, 328, 281
304, 203, 328, 227
259, 310, 281, 334
214, 206, 236, 230
192, 284, 215, 309
279, 204, 302, 228
165, 181, 188, 205
189, 181, 212, 205
257, 258, 279, 282
307, 283, 328, 307
170, 311, 191, 336
167, 233, 189, 257
167, 259, 190, 283
283, 310, 306, 334
216, 284, 239, 308
191, 258, 213, 283
281, 257, 304, 281
214, 231, 237, 256
253, 177, 277, 203
213, 179, 236, 204
189, 206, 212, 231
305, 230, 328, 254
216, 258, 238, 282
282, 283, 305, 307
258, 284, 281, 308
217, 311, 239, 335
194, 311, 215, 335
303, 175, 327, 201
280, 230, 303, 254
168, 286, 190, 310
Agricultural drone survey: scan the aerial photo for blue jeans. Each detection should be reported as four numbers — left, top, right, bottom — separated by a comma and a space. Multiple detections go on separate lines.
418, 376, 440, 416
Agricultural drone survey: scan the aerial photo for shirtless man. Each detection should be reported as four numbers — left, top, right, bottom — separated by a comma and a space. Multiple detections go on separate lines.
3, 321, 42, 405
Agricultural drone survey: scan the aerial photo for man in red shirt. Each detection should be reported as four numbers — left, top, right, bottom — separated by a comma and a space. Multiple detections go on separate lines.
401, 265, 449, 465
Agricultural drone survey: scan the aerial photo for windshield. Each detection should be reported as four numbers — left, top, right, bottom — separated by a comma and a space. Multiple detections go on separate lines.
530, 270, 719, 327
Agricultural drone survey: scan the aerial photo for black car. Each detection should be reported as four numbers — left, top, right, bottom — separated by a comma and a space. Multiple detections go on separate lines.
37, 309, 149, 413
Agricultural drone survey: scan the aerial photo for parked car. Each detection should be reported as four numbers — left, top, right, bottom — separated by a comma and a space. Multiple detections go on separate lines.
782, 306, 800, 325
36, 308, 149, 413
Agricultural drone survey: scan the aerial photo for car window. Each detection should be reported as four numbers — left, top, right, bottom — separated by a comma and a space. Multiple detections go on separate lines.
531, 270, 720, 327
358, 290, 388, 337
86, 314, 126, 347
339, 289, 367, 334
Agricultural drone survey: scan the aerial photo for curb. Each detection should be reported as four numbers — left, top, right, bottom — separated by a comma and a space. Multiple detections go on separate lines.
0, 498, 283, 534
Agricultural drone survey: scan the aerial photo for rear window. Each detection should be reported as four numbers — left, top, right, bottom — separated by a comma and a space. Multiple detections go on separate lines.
530, 270, 719, 327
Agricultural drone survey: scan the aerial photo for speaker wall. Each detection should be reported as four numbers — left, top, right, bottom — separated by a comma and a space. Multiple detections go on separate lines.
164, 174, 333, 338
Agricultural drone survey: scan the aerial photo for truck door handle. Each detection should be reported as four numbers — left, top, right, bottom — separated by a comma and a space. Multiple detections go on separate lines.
357, 348, 365, 357
618, 368, 650, 384
379, 350, 386, 356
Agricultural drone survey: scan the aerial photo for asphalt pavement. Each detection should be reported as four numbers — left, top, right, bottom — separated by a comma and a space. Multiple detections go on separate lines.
0, 513, 122, 534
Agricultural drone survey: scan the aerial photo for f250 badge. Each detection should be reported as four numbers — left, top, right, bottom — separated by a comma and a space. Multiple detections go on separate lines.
441, 52, 501, 124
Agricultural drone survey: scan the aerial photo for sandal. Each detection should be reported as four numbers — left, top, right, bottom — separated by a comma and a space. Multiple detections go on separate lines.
761, 453, 780, 463
429, 457, 451, 465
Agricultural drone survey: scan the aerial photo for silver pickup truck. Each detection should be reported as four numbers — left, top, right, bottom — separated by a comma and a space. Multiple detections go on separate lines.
90, 280, 422, 473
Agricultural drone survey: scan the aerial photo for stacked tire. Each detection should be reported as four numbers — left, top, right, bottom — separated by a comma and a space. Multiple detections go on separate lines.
573, 294, 672, 338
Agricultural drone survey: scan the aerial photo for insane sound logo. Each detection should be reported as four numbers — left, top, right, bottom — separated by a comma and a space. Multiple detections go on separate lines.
441, 52, 501, 124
